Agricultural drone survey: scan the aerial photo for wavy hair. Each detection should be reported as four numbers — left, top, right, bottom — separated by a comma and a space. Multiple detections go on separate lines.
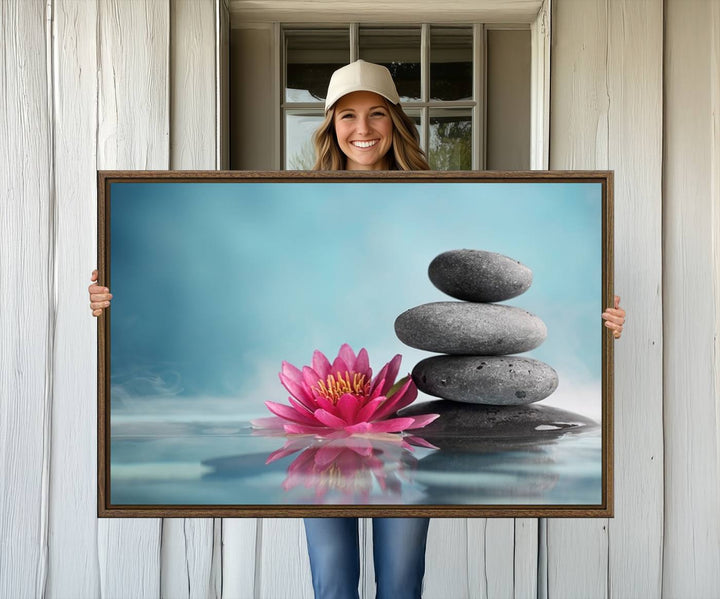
312, 100, 430, 171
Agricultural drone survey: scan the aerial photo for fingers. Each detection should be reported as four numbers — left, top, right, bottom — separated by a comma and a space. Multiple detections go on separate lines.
604, 320, 623, 339
89, 269, 111, 316
90, 291, 112, 302
601, 311, 624, 325
614, 295, 620, 309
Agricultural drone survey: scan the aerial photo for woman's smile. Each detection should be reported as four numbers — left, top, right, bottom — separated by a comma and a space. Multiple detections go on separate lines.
350, 139, 380, 149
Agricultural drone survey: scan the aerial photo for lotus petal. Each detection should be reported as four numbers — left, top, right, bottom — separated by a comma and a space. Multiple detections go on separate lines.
264, 401, 319, 425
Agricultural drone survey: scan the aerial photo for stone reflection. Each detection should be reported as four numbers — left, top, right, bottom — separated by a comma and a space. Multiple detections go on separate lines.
399, 400, 600, 503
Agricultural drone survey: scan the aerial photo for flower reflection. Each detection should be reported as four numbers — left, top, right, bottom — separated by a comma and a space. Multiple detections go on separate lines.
265, 432, 436, 503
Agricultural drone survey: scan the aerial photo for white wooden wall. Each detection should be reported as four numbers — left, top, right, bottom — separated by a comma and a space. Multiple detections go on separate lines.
1, 0, 718, 597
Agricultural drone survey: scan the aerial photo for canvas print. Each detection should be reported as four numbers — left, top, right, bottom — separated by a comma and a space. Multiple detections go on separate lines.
98, 171, 613, 517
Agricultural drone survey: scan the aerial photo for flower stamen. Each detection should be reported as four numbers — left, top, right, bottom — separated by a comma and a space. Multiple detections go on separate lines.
313, 371, 371, 404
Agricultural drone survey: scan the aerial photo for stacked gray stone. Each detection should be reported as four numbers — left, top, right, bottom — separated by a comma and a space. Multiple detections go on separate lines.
394, 249, 558, 406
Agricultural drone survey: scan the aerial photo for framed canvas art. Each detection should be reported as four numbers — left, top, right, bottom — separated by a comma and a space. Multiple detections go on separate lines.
97, 170, 613, 517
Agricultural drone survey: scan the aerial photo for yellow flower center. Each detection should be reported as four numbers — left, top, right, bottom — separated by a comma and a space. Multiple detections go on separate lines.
313, 371, 371, 404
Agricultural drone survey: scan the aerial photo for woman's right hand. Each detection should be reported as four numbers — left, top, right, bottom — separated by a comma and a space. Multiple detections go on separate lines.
89, 269, 112, 317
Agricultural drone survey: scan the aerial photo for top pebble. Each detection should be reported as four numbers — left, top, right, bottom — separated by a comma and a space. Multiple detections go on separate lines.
428, 249, 532, 302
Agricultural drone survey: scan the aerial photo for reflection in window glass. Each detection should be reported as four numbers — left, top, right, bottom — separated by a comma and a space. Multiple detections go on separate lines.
286, 30, 349, 103
429, 109, 472, 170
430, 27, 473, 101
285, 112, 324, 169
402, 109, 423, 148
359, 28, 421, 102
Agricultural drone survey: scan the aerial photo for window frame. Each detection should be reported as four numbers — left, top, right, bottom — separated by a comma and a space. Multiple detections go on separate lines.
281, 23, 492, 170
247, 0, 551, 171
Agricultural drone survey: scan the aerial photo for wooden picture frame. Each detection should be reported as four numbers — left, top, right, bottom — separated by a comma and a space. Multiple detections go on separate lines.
97, 170, 613, 517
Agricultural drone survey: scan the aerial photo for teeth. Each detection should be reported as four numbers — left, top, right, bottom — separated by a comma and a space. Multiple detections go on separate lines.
351, 140, 378, 148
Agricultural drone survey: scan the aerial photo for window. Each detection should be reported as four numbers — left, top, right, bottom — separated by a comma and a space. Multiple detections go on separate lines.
229, 23, 531, 171
283, 25, 481, 170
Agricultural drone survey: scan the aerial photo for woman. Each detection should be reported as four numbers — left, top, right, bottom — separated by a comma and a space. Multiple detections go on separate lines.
89, 60, 626, 598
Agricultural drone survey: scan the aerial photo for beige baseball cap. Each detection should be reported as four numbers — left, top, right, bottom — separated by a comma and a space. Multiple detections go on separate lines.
324, 60, 400, 112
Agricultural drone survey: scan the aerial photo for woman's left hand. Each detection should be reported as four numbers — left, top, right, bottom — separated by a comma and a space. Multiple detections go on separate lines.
602, 295, 625, 339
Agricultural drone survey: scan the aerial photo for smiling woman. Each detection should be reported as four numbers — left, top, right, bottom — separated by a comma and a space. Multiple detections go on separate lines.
311, 60, 430, 171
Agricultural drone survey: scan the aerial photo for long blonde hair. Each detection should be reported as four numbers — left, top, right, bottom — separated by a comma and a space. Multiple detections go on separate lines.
312, 100, 430, 171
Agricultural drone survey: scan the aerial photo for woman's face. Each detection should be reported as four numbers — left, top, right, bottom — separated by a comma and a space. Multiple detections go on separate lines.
333, 91, 394, 170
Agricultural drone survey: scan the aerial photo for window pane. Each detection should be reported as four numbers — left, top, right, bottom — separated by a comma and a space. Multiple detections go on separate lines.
429, 109, 472, 170
359, 27, 421, 102
286, 30, 349, 103
402, 108, 423, 149
430, 27, 473, 101
285, 112, 324, 169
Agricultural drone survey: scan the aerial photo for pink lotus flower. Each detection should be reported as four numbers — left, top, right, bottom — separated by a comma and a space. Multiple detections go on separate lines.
252, 344, 439, 435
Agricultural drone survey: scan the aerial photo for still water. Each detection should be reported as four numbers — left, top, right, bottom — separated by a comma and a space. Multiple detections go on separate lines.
110, 417, 602, 506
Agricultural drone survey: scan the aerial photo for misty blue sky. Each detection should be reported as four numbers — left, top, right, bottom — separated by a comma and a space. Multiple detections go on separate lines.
110, 181, 602, 413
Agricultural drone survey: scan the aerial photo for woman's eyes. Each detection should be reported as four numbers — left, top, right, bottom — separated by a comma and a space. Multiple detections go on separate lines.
339, 111, 387, 119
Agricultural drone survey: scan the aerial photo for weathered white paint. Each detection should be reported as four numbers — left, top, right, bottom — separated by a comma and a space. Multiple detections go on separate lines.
229, 0, 543, 24
47, 0, 100, 597
548, 3, 610, 592
96, 0, 169, 595
549, 0, 664, 596
605, 1, 664, 596
170, 0, 217, 170
257, 518, 314, 598
162, 2, 221, 595
424, 519, 470, 598
513, 518, 539, 599
663, 0, 720, 596
222, 518, 257, 598
0, 1, 52, 597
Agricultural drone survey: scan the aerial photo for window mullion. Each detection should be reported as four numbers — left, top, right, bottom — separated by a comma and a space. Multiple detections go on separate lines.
350, 23, 359, 61
473, 23, 485, 171
421, 23, 430, 156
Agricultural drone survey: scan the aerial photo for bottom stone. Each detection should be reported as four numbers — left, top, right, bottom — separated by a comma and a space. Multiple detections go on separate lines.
412, 355, 558, 405
399, 400, 598, 451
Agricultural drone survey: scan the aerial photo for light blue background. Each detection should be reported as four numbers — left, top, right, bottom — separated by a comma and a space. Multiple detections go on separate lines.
110, 181, 602, 418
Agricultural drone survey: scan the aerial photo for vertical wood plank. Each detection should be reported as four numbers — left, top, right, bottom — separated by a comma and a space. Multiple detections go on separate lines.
47, 0, 101, 596
170, 0, 216, 170
663, 0, 720, 595
548, 1, 609, 595
513, 519, 538, 599
606, 0, 664, 597
0, 1, 52, 597
469, 519, 516, 599
161, 520, 218, 599
423, 519, 470, 599
161, 1, 219, 596
222, 519, 257, 598
257, 518, 314, 599
96, 1, 169, 595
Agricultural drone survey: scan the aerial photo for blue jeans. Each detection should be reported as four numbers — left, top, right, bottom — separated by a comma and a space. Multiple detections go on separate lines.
303, 517, 430, 599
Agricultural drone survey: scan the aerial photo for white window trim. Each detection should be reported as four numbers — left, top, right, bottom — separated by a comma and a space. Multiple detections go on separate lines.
241, 3, 550, 170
